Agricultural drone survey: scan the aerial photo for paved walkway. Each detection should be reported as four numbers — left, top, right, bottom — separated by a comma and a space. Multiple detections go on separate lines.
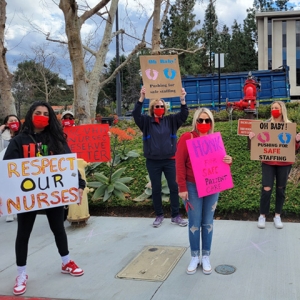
0, 215, 300, 300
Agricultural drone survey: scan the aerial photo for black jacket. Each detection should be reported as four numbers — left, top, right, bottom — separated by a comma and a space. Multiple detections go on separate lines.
132, 102, 188, 160
3, 132, 86, 189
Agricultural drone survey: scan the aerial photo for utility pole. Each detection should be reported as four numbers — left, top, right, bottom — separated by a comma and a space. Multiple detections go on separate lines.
115, 7, 122, 116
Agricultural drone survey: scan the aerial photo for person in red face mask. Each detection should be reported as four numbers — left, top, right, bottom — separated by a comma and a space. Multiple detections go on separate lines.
175, 108, 232, 276
249, 101, 300, 230
61, 111, 75, 127
3, 101, 85, 296
0, 114, 22, 222
132, 86, 189, 228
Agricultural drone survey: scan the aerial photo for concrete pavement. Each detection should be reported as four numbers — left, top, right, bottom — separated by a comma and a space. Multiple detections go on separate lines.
0, 215, 300, 300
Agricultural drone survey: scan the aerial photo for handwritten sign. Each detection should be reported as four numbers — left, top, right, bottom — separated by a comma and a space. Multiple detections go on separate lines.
250, 122, 296, 162
64, 124, 111, 162
237, 119, 261, 136
186, 132, 234, 197
0, 154, 79, 216
139, 55, 182, 98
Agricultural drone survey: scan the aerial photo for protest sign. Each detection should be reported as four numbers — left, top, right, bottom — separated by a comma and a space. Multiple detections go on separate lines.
64, 124, 111, 162
237, 119, 261, 136
0, 154, 79, 216
139, 55, 182, 98
250, 122, 296, 162
186, 132, 234, 197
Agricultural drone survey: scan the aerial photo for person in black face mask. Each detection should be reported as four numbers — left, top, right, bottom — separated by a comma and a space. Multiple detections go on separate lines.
3, 101, 85, 296
132, 86, 189, 228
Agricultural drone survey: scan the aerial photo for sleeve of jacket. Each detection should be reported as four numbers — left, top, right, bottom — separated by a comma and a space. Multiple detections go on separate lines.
64, 142, 86, 190
3, 136, 23, 160
175, 132, 190, 193
173, 104, 189, 128
132, 101, 145, 132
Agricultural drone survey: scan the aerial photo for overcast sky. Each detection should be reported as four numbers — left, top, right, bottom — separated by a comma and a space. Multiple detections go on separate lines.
5, 0, 300, 84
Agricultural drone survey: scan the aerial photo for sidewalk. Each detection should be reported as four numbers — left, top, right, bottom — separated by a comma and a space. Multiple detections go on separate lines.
0, 215, 300, 300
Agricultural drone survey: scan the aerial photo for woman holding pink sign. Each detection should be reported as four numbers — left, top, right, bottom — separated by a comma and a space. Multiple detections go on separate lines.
176, 108, 232, 275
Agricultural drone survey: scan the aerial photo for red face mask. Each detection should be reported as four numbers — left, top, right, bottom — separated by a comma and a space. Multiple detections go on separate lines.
153, 108, 164, 117
32, 115, 49, 129
62, 119, 75, 127
8, 122, 19, 131
271, 109, 281, 119
197, 123, 211, 134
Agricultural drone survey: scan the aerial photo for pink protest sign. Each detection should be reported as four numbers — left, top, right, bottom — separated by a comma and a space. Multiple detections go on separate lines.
186, 132, 234, 197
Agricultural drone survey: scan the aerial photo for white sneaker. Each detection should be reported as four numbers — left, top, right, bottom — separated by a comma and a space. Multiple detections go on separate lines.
6, 215, 14, 222
186, 256, 200, 275
257, 216, 265, 229
273, 216, 283, 229
201, 256, 212, 275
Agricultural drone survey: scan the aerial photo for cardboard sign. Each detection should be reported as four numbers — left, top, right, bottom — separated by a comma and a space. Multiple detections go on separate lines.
250, 122, 296, 162
139, 55, 182, 98
0, 154, 79, 216
186, 132, 234, 197
64, 124, 111, 162
237, 119, 261, 136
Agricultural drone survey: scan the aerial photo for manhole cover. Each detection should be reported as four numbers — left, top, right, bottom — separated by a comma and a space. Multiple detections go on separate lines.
215, 264, 236, 275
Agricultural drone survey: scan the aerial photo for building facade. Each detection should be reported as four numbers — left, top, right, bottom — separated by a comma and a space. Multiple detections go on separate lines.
256, 11, 300, 99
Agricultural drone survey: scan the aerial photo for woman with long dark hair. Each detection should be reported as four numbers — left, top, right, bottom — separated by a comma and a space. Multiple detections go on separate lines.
3, 102, 85, 296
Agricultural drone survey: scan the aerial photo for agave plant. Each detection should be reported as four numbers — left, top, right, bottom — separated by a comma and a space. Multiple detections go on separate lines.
87, 168, 133, 202
133, 173, 170, 202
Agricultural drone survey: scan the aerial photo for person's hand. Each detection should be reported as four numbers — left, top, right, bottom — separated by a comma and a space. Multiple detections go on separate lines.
0, 198, 3, 216
179, 191, 188, 201
249, 132, 255, 139
0, 124, 6, 132
180, 88, 186, 104
296, 132, 300, 142
223, 155, 233, 165
139, 86, 146, 102
78, 188, 84, 205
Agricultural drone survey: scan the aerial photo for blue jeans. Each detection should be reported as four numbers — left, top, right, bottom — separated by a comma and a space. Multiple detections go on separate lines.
146, 158, 179, 218
185, 181, 219, 257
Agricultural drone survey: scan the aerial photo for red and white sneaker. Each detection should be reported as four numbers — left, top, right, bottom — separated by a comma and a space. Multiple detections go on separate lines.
61, 260, 84, 276
13, 272, 28, 295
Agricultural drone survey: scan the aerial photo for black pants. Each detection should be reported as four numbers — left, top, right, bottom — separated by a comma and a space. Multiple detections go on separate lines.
16, 206, 69, 266
260, 163, 292, 215
146, 158, 179, 218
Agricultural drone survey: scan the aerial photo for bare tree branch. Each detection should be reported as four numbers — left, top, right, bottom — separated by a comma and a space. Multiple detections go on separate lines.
80, 0, 111, 24
99, 41, 146, 89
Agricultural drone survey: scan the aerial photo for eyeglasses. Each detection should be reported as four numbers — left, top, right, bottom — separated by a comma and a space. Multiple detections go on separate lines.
64, 116, 74, 120
154, 105, 164, 109
197, 118, 211, 124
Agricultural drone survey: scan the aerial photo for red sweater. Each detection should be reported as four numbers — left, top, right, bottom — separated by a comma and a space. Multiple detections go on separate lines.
175, 131, 199, 193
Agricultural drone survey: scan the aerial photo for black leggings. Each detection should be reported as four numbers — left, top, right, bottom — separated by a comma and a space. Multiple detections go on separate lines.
16, 206, 69, 266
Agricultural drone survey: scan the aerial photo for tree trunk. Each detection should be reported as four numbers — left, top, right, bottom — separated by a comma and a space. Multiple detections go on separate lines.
59, 0, 90, 123
151, 0, 162, 54
0, 0, 16, 119
88, 0, 119, 119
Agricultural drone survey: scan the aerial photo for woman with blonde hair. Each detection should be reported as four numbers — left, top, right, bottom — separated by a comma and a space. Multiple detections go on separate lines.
133, 86, 189, 228
176, 107, 232, 275
249, 101, 300, 229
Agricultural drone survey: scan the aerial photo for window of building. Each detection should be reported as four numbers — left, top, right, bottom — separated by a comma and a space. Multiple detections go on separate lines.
268, 19, 272, 70
282, 21, 286, 66
296, 21, 300, 86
